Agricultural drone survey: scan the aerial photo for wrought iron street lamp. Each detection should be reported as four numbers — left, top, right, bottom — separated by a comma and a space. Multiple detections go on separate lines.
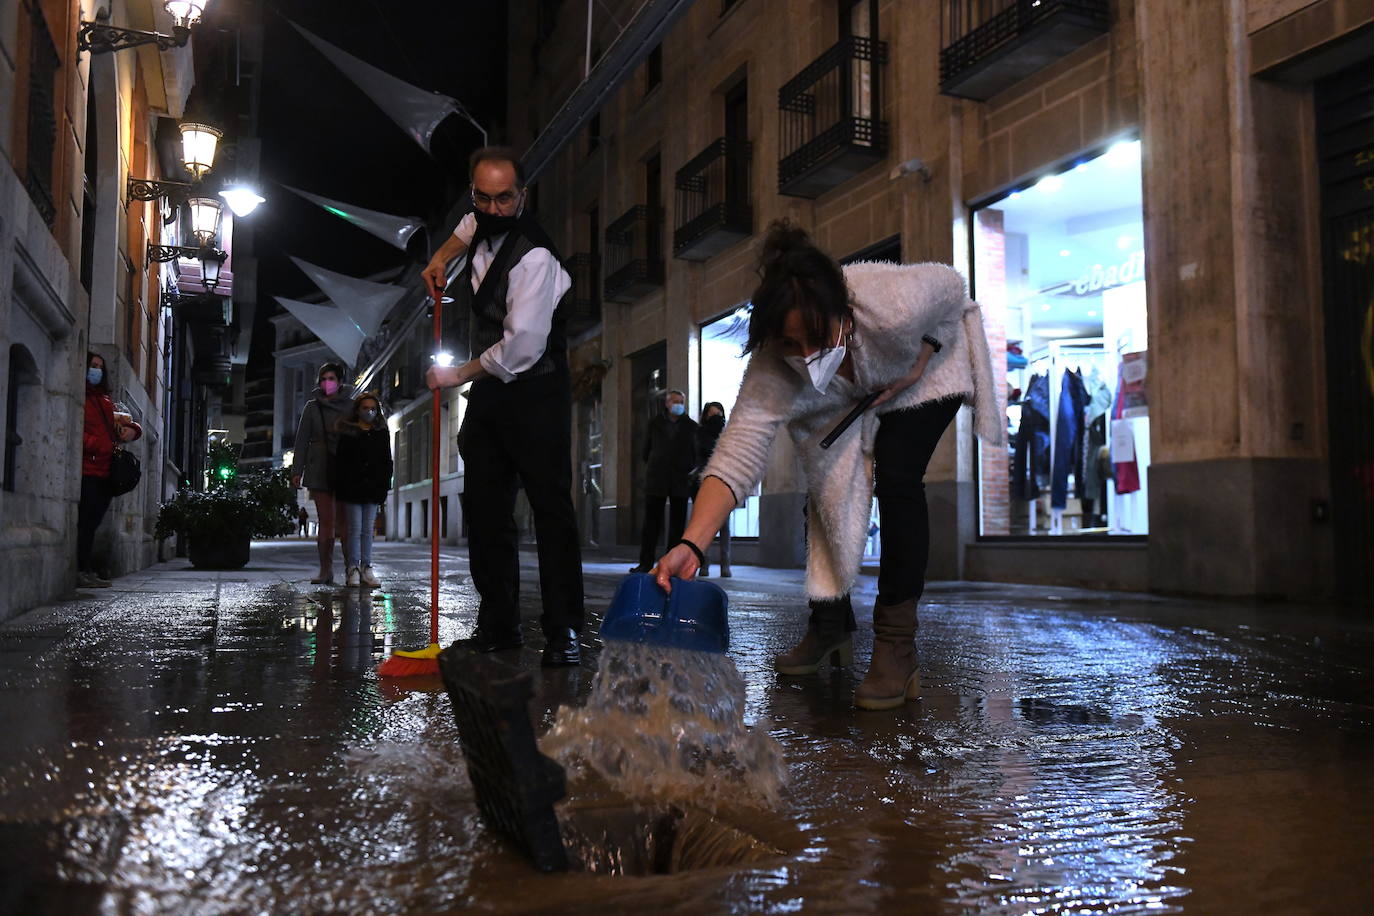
179, 123, 221, 180
78, 2, 210, 56
148, 244, 228, 291
128, 122, 224, 203
187, 197, 223, 246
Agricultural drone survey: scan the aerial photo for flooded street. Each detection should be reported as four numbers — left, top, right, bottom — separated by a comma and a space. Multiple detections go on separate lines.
1, 539, 1371, 914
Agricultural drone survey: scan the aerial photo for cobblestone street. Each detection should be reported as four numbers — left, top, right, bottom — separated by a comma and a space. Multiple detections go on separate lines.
1, 539, 1371, 913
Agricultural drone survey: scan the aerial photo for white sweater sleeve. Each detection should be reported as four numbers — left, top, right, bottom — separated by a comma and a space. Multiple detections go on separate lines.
477, 248, 573, 382
701, 350, 800, 505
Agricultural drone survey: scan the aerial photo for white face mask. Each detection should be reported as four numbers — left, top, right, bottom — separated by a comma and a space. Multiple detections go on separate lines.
785, 324, 848, 394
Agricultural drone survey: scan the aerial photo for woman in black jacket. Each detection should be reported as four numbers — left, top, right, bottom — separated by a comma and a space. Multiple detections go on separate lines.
694, 401, 730, 577
333, 392, 393, 589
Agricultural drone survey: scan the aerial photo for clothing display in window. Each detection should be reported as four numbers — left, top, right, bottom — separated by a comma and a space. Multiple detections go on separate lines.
1111, 364, 1142, 494
1010, 372, 1050, 500
1050, 368, 1088, 510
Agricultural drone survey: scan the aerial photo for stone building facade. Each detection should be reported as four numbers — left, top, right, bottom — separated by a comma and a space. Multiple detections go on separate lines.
500, 0, 1373, 600
1, 0, 253, 622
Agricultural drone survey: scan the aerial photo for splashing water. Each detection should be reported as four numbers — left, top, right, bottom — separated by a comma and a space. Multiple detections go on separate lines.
541, 641, 787, 810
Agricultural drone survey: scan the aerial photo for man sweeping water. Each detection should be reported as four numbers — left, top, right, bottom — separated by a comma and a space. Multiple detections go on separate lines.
421, 147, 585, 668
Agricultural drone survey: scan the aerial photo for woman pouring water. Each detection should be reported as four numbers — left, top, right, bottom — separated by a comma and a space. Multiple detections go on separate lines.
653, 221, 1002, 710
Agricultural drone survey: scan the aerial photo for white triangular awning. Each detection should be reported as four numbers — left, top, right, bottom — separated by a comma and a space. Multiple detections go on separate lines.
274, 296, 367, 368
282, 184, 423, 253
289, 20, 466, 153
289, 257, 404, 338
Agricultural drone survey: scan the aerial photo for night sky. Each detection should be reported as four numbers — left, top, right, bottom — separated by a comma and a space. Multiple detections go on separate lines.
248, 0, 508, 367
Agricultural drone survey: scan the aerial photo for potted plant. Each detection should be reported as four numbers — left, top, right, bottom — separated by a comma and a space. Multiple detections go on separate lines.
155, 442, 299, 569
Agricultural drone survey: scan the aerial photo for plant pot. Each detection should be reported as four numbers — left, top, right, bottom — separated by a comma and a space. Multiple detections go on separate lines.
188, 532, 251, 570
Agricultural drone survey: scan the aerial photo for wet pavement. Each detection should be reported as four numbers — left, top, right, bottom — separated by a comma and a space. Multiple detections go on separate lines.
1, 538, 1372, 914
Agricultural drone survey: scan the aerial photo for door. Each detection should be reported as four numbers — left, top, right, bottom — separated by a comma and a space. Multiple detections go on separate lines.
1317, 63, 1374, 602
628, 342, 667, 545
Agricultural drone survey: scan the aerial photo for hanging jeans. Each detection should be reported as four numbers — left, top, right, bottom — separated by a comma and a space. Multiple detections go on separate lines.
1051, 369, 1088, 510
343, 502, 379, 569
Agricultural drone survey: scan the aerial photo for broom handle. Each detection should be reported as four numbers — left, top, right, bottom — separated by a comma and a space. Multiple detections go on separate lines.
430, 288, 442, 645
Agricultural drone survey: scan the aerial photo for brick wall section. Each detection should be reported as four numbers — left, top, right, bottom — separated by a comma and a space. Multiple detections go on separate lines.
974, 208, 1009, 535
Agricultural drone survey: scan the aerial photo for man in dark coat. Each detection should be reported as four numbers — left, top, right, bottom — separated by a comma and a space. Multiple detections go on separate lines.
631, 389, 698, 573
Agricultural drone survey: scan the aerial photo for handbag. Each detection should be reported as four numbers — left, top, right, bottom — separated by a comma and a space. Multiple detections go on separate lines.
108, 448, 142, 496
98, 401, 142, 496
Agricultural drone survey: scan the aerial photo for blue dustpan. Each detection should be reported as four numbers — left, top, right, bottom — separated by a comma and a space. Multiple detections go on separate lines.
600, 574, 729, 653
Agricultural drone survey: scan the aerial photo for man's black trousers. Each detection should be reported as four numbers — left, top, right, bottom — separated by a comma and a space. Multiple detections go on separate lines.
637, 494, 688, 567
458, 372, 585, 640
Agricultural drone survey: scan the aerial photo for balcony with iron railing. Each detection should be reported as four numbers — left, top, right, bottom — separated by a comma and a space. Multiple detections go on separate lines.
604, 206, 665, 303
939, 0, 1111, 101
563, 253, 601, 333
674, 138, 753, 261
778, 35, 889, 199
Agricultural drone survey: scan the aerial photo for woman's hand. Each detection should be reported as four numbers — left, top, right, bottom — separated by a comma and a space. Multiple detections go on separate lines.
870, 339, 937, 407
653, 541, 701, 594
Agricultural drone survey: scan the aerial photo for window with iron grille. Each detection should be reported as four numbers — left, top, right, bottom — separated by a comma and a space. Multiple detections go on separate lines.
25, 1, 61, 229
939, 0, 1112, 100
776, 2, 888, 198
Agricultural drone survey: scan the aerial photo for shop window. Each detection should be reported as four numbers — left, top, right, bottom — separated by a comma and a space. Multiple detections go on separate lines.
698, 307, 761, 538
972, 138, 1150, 538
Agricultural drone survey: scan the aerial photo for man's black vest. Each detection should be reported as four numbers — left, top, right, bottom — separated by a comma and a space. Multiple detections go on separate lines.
452, 216, 570, 381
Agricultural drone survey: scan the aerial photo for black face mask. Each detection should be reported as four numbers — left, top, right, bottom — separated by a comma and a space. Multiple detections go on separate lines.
473, 209, 520, 236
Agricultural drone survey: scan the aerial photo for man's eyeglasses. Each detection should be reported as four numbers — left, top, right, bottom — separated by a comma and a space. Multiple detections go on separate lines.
471, 187, 522, 209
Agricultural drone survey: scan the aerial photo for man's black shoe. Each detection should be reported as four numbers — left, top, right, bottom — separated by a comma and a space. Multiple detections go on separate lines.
466, 627, 524, 653
541, 628, 581, 667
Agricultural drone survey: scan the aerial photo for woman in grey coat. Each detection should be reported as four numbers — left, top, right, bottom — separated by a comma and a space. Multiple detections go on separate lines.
291, 363, 355, 583
653, 221, 1001, 710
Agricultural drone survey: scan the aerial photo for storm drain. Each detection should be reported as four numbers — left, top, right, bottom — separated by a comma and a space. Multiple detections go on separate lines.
559, 802, 784, 876
438, 644, 785, 875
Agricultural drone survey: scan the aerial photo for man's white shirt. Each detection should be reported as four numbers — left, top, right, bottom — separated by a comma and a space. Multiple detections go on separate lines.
453, 212, 572, 382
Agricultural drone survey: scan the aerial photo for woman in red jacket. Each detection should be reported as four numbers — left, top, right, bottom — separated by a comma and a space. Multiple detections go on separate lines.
78, 352, 140, 588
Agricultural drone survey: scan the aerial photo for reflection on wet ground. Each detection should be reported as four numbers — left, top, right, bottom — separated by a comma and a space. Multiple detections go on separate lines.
1, 540, 1372, 913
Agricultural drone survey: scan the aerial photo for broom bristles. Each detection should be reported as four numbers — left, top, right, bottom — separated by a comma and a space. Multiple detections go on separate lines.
377, 643, 442, 678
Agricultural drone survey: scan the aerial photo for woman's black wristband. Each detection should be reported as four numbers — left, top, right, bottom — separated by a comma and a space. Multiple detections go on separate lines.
921, 334, 943, 353
675, 538, 706, 567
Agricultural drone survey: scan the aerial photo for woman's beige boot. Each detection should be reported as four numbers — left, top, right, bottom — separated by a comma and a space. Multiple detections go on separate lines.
854, 597, 919, 709
774, 596, 855, 675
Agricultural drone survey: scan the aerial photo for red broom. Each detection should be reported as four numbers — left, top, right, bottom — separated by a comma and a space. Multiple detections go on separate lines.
378, 288, 445, 678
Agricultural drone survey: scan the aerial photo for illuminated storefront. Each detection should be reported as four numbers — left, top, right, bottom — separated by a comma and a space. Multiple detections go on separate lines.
972, 138, 1150, 538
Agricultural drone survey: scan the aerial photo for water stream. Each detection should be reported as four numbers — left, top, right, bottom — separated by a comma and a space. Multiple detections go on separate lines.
541, 640, 787, 811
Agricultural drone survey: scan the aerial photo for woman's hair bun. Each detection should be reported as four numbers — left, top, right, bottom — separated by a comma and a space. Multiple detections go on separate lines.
759, 219, 814, 270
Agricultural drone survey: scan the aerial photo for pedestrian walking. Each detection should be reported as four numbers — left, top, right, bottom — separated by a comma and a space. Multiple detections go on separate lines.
425, 146, 584, 667
333, 392, 393, 589
653, 220, 1002, 709
630, 389, 698, 574
298, 506, 310, 538
694, 401, 731, 578
77, 351, 141, 588
291, 363, 353, 584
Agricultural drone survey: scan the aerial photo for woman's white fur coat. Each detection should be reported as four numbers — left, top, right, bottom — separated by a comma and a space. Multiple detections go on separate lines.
703, 262, 1003, 600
